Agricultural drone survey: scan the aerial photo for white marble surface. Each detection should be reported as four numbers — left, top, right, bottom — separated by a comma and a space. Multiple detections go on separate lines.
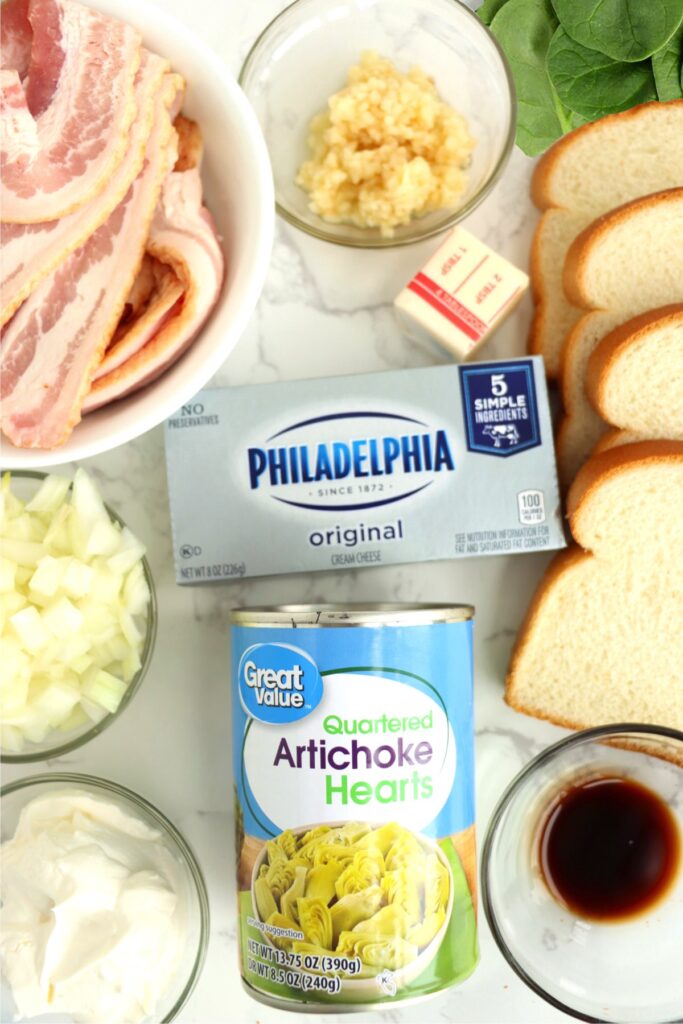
2, 1, 576, 1021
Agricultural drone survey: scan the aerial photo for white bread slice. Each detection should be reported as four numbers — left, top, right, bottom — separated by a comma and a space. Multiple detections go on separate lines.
556, 189, 683, 486
506, 442, 683, 732
586, 305, 683, 440
529, 101, 683, 378
593, 428, 643, 453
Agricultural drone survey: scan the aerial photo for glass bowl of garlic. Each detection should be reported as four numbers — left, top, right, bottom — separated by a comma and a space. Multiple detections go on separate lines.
239, 0, 515, 247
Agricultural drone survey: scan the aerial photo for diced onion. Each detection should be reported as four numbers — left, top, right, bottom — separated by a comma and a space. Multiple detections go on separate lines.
0, 470, 151, 753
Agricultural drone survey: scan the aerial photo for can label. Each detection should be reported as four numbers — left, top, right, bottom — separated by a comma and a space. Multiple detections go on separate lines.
232, 620, 478, 1007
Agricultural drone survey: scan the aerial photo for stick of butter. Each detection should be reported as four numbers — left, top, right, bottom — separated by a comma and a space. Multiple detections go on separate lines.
394, 226, 529, 360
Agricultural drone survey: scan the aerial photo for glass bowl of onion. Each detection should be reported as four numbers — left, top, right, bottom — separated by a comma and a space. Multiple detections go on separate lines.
0, 469, 157, 763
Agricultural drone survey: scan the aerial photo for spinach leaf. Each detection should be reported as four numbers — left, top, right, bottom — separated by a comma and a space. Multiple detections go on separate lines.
547, 27, 658, 119
551, 0, 683, 63
652, 23, 683, 99
490, 0, 570, 155
477, 0, 511, 26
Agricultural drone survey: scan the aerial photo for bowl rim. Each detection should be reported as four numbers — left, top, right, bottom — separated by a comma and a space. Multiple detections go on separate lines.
0, 771, 210, 1022
480, 723, 683, 1024
238, 0, 517, 249
249, 818, 455, 990
0, 470, 158, 765
1, 0, 275, 469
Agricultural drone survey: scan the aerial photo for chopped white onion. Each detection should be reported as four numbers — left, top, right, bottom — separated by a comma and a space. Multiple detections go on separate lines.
0, 470, 151, 753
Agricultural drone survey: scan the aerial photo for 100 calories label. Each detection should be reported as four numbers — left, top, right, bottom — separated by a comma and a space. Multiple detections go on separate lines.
231, 606, 478, 1010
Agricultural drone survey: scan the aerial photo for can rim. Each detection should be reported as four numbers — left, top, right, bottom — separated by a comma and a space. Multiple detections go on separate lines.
230, 603, 474, 627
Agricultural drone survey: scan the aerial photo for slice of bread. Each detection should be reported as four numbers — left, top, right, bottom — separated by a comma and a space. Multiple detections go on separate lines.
529, 101, 683, 378
593, 428, 643, 454
556, 309, 622, 484
556, 189, 683, 486
506, 441, 683, 732
587, 305, 683, 441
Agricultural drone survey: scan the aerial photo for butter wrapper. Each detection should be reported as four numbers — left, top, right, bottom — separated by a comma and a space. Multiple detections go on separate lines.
395, 226, 529, 359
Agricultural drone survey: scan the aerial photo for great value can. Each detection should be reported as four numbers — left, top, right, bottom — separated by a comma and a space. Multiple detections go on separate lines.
231, 604, 478, 1011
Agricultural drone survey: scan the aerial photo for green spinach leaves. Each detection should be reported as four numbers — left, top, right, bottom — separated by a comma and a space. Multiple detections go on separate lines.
481, 0, 683, 154
551, 0, 683, 62
547, 27, 658, 118
489, 0, 568, 155
652, 24, 683, 99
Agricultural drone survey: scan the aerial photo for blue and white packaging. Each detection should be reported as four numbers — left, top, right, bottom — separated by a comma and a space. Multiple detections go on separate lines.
164, 359, 564, 583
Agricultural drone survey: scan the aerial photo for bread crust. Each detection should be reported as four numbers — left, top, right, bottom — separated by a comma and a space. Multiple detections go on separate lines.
586, 304, 683, 416
506, 442, 683, 727
567, 439, 683, 524
505, 546, 587, 713
592, 427, 633, 454
528, 216, 551, 367
530, 100, 683, 211
563, 189, 683, 310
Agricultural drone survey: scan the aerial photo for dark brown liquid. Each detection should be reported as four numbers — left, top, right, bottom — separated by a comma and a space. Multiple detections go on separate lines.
538, 775, 680, 922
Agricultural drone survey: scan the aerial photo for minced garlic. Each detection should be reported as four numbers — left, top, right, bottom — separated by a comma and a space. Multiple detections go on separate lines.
296, 51, 475, 237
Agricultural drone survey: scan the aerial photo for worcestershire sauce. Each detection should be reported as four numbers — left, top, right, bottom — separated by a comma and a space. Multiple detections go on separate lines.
539, 775, 680, 921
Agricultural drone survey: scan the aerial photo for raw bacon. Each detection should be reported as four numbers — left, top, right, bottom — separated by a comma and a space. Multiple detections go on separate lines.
0, 76, 180, 448
0, 0, 32, 80
0, 51, 170, 325
0, 0, 223, 450
94, 258, 183, 378
82, 165, 224, 413
1, 0, 141, 223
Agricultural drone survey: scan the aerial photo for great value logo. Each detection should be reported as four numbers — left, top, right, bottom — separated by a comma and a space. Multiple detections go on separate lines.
238, 643, 323, 724
245, 411, 456, 512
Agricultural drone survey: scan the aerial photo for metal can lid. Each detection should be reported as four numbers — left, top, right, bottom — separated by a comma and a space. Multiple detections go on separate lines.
230, 602, 474, 628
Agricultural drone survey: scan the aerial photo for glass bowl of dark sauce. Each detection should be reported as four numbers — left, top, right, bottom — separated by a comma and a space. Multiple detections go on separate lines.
481, 725, 683, 1024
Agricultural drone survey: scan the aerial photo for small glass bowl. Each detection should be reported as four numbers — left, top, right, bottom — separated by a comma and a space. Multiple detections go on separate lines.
481, 724, 683, 1024
0, 471, 157, 763
239, 0, 515, 248
0, 773, 209, 1023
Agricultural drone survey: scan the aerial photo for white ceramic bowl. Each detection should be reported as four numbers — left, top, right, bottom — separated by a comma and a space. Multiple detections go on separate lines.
1, 0, 274, 469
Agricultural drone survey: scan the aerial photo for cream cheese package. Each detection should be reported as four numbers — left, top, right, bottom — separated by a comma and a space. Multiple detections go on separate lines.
164, 359, 564, 583
231, 604, 477, 1010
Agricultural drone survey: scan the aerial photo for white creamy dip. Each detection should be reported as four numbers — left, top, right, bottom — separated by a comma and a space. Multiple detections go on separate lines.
0, 790, 187, 1023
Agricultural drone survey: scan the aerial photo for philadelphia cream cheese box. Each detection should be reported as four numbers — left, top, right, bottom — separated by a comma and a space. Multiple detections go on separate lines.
164, 359, 565, 582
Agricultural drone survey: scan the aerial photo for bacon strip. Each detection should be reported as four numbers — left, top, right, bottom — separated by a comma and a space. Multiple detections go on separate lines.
0, 76, 181, 449
82, 165, 224, 413
0, 0, 32, 80
94, 259, 183, 378
0, 51, 170, 326
1, 0, 141, 223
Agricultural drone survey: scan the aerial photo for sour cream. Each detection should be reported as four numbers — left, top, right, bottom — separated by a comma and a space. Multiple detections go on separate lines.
0, 790, 186, 1024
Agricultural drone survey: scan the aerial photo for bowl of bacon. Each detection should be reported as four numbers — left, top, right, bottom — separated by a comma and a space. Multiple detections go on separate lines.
0, 0, 274, 467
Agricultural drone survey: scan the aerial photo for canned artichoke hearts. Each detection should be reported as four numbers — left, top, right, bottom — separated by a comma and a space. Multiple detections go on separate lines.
231, 604, 478, 1010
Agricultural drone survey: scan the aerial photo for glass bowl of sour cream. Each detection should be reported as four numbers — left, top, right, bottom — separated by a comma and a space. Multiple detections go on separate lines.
0, 773, 209, 1024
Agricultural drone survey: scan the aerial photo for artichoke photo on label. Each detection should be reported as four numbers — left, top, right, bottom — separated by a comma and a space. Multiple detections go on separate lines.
231, 606, 478, 1009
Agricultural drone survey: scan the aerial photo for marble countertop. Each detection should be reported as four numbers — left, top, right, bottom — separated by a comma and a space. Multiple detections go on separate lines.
2, 1, 575, 1021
